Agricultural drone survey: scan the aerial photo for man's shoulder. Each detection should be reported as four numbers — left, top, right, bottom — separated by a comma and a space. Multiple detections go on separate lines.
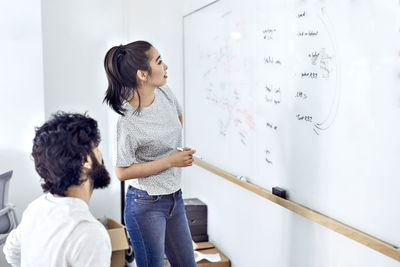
28, 194, 47, 205
73, 218, 109, 237
68, 219, 111, 251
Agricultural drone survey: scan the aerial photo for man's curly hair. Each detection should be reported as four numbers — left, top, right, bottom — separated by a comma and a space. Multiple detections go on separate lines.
32, 112, 101, 196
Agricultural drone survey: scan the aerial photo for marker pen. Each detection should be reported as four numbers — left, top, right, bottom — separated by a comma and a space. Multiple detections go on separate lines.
177, 147, 203, 160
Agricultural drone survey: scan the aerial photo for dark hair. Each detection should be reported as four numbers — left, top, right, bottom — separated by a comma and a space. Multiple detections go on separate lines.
103, 40, 153, 115
32, 112, 101, 196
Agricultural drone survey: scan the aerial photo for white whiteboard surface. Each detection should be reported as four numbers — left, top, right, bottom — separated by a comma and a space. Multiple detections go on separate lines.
184, 0, 400, 249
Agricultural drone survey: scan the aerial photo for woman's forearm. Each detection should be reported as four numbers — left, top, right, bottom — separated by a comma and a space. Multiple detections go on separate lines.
114, 148, 195, 181
114, 157, 171, 181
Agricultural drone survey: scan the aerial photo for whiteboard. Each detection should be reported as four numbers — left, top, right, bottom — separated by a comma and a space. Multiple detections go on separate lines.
184, 0, 400, 247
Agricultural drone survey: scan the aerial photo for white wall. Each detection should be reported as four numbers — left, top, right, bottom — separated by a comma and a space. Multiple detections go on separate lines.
125, 0, 184, 104
0, 1, 44, 265
41, 0, 126, 221
40, 0, 185, 223
0, 0, 45, 221
1, 0, 186, 226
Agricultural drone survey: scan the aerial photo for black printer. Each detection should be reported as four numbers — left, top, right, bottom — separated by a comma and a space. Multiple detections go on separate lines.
183, 198, 208, 242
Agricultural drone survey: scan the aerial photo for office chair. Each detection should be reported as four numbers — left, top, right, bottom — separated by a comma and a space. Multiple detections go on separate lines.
0, 170, 18, 245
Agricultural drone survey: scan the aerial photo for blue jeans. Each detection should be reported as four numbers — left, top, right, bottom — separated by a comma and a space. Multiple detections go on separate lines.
124, 186, 196, 267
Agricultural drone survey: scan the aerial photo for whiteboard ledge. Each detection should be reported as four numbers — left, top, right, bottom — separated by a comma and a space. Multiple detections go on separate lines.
193, 156, 400, 262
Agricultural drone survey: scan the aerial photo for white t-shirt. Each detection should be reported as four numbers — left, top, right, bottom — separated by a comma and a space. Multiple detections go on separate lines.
3, 193, 111, 267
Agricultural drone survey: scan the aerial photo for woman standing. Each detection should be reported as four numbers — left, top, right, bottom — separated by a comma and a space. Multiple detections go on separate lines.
103, 41, 197, 267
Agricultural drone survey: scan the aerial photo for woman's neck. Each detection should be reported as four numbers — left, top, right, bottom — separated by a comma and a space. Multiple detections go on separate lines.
129, 85, 156, 109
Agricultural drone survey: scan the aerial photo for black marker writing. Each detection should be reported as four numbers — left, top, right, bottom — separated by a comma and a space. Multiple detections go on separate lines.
301, 72, 318, 79
296, 114, 313, 122
262, 28, 276, 40
297, 31, 318, 37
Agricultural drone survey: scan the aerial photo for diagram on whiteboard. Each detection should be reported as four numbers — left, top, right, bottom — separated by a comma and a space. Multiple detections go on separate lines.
184, 1, 343, 170
258, 7, 340, 136
197, 13, 256, 147
253, 5, 341, 167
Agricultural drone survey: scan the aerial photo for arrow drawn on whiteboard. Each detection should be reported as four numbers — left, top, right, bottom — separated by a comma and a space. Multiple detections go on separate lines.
313, 7, 341, 134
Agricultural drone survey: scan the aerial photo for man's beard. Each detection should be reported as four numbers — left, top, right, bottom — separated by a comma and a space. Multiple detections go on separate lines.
88, 153, 111, 189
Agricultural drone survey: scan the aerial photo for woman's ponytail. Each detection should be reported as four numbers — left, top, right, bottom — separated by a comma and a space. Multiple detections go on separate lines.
103, 41, 152, 115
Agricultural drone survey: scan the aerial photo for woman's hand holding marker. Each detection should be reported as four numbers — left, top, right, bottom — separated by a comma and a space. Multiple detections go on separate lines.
166, 147, 196, 167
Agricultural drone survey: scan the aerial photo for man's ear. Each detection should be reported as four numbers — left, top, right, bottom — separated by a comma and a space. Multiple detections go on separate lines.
136, 70, 148, 82
82, 155, 92, 172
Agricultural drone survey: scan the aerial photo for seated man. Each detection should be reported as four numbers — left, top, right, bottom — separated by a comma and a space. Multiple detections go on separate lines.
3, 112, 112, 267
